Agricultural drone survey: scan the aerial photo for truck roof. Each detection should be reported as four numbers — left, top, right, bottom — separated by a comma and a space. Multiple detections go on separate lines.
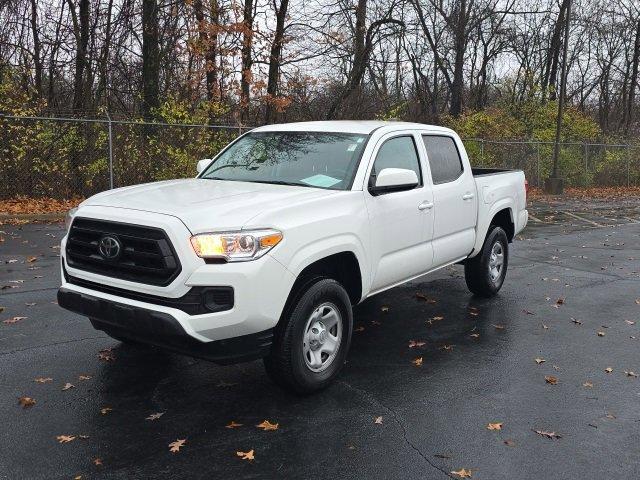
251, 120, 454, 135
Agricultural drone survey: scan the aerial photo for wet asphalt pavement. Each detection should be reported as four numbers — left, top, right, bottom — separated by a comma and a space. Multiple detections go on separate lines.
1, 198, 639, 480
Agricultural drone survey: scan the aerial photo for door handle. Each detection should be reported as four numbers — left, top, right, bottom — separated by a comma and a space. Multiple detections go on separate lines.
418, 201, 434, 210
462, 193, 475, 200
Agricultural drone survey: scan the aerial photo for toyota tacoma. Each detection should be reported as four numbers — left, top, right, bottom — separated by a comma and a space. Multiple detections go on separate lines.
58, 121, 528, 393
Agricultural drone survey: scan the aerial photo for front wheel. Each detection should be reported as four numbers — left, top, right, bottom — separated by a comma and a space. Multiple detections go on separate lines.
264, 278, 353, 394
464, 226, 509, 297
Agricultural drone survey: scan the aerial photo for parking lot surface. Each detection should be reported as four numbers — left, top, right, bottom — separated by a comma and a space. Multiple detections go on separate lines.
1, 198, 639, 479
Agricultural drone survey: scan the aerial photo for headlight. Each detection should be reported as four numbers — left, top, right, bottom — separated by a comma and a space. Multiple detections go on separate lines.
190, 229, 283, 262
65, 207, 78, 233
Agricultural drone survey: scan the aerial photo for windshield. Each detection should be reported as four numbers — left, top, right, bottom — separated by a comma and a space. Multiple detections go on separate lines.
199, 131, 368, 190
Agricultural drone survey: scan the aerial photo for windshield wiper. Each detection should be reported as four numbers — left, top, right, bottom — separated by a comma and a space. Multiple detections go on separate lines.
252, 180, 306, 187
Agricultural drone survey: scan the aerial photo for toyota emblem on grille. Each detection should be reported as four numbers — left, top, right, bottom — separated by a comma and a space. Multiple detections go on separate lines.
98, 235, 121, 259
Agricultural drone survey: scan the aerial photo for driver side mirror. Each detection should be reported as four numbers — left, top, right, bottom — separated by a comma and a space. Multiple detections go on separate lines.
196, 159, 211, 175
369, 168, 419, 195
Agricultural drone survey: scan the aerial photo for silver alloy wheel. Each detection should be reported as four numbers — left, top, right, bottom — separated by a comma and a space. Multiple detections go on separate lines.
488, 241, 504, 283
302, 302, 342, 373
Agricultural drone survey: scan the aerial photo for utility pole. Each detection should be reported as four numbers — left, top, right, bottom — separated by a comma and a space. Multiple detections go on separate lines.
546, 0, 571, 194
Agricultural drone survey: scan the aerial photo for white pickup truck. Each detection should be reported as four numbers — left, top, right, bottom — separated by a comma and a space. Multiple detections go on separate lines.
58, 121, 528, 393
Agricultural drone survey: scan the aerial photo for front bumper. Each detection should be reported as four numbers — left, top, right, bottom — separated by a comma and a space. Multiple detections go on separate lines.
58, 287, 273, 364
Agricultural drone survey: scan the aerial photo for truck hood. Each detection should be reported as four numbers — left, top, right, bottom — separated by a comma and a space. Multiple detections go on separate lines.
82, 178, 338, 233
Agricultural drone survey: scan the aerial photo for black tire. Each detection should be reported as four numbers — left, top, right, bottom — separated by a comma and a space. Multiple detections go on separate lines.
464, 226, 509, 297
264, 277, 353, 394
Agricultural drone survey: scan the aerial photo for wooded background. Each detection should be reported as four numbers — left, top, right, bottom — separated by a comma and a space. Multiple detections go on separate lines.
1, 0, 639, 132
1, 0, 640, 198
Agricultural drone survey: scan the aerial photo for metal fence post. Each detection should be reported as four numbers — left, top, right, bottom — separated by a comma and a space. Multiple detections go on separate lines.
584, 143, 588, 186
105, 112, 114, 189
536, 142, 540, 187
627, 145, 631, 187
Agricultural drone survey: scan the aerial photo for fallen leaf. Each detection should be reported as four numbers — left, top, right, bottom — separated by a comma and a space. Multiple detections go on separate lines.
97, 348, 115, 362
3, 316, 27, 324
236, 450, 254, 461
486, 422, 502, 431
18, 396, 36, 408
412, 357, 423, 367
26, 256, 38, 263
451, 468, 472, 478
571, 318, 582, 325
556, 297, 565, 305
169, 439, 186, 453
604, 413, 616, 419
533, 429, 561, 439
542, 324, 549, 330
78, 375, 92, 381
583, 381, 593, 388
0, 307, 4, 313
635, 299, 640, 305
408, 340, 426, 348
503, 439, 516, 447
523, 309, 535, 315
470, 333, 480, 338
604, 367, 613, 373
374, 416, 383, 424
427, 316, 444, 325
381, 306, 389, 313
93, 458, 103, 466
625, 320, 635, 325
57, 435, 76, 444
146, 412, 165, 421
25, 302, 36, 307
624, 371, 638, 378
34, 377, 53, 383
535, 358, 546, 364
354, 326, 365, 332
256, 420, 279, 431
440, 344, 454, 351
597, 331, 605, 337
491, 324, 505, 330
416, 293, 436, 303
225, 421, 243, 429
545, 375, 558, 385
100, 407, 112, 415
62, 383, 74, 391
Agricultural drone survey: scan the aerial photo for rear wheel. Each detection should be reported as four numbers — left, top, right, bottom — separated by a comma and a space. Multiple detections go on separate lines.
264, 278, 353, 394
464, 226, 509, 297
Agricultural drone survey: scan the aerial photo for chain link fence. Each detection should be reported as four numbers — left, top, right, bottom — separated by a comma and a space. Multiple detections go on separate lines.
464, 139, 640, 188
0, 115, 245, 200
1, 114, 639, 200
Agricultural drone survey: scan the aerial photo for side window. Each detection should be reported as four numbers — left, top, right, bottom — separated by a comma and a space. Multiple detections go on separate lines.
422, 135, 464, 184
371, 135, 422, 186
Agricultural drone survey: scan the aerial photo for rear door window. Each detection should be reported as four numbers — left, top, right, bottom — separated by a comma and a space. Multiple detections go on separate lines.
422, 135, 463, 184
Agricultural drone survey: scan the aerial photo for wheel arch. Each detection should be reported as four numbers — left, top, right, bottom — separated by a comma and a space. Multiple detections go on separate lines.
469, 200, 515, 258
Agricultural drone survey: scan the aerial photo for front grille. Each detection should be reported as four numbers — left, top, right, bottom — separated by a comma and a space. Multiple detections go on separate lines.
66, 218, 181, 286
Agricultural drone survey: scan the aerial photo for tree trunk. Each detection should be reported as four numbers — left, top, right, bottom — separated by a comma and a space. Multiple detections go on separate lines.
543, 0, 569, 102
141, 0, 160, 119
625, 19, 640, 136
29, 0, 42, 98
449, 0, 466, 117
67, 0, 90, 113
240, 0, 254, 123
265, 0, 290, 124
193, 0, 220, 108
